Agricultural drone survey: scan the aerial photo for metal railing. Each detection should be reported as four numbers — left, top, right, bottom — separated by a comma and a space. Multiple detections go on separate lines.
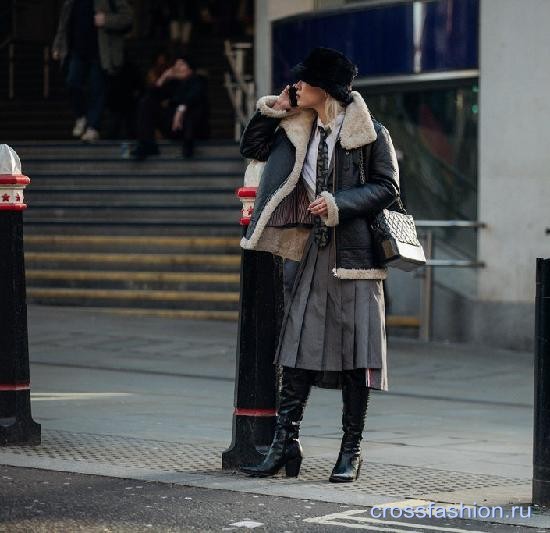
223, 40, 255, 142
0, 0, 15, 49
3, 41, 51, 100
42, 44, 50, 99
403, 220, 486, 341
8, 42, 14, 99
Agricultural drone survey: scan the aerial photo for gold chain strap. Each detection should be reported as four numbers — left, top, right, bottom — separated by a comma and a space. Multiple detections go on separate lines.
359, 146, 366, 185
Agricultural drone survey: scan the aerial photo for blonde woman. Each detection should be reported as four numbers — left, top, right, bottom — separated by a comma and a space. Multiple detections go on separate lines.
238, 47, 400, 482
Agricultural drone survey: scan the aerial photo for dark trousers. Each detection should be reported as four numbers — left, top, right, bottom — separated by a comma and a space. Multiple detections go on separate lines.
136, 89, 201, 150
66, 53, 105, 130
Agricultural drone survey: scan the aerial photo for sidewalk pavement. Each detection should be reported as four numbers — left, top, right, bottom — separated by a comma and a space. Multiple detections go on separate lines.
1, 305, 547, 529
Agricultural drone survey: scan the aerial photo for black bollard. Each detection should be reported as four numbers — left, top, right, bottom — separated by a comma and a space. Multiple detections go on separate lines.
0, 161, 41, 445
533, 257, 550, 504
222, 187, 284, 469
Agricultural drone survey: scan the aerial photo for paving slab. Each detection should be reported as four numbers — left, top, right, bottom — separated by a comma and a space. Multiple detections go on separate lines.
0, 304, 546, 529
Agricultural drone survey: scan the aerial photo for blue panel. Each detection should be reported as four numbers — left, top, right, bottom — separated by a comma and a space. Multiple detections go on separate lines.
420, 0, 479, 70
271, 0, 479, 92
272, 4, 413, 91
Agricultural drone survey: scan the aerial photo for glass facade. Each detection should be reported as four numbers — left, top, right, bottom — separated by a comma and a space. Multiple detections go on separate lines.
362, 80, 479, 261
359, 78, 479, 304
363, 82, 478, 219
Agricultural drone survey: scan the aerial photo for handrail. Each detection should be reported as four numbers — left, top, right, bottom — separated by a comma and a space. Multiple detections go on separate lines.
415, 219, 486, 228
409, 220, 486, 341
43, 45, 50, 99
224, 40, 253, 94
415, 219, 483, 261
3, 40, 52, 100
0, 0, 15, 50
223, 40, 255, 142
0, 36, 12, 50
426, 259, 484, 267
8, 42, 14, 99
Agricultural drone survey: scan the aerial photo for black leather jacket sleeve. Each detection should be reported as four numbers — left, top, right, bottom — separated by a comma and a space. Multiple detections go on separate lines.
333, 125, 400, 222
239, 110, 282, 162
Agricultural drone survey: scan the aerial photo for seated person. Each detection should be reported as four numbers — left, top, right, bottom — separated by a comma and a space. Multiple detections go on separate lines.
132, 52, 209, 159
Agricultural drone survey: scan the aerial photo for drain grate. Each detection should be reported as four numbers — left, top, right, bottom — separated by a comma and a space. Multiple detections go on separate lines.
2, 429, 528, 498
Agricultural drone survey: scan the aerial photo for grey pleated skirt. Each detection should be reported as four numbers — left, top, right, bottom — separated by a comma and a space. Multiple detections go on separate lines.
273, 225, 388, 391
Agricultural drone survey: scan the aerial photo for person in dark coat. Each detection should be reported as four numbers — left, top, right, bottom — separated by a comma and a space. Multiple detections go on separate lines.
238, 48, 400, 482
52, 0, 133, 142
132, 53, 210, 160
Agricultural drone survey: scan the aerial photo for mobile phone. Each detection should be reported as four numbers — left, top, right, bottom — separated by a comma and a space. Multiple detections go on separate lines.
288, 86, 298, 107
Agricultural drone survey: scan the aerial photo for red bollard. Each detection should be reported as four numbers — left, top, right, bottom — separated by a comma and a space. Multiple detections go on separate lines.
0, 145, 41, 445
222, 186, 283, 469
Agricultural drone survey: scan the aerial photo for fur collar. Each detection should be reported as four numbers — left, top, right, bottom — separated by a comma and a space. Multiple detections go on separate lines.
256, 90, 377, 154
241, 90, 385, 280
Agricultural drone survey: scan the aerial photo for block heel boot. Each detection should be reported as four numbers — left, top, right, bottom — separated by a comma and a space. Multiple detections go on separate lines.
329, 369, 371, 483
239, 367, 312, 478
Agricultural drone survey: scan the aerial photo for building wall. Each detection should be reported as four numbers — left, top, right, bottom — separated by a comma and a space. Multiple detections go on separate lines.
254, 0, 315, 97
469, 0, 550, 349
478, 0, 550, 303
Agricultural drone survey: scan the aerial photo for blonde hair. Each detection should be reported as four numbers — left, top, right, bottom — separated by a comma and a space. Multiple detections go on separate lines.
322, 94, 346, 127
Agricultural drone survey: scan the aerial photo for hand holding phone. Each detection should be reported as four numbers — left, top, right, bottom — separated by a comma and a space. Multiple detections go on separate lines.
274, 85, 297, 111
288, 86, 298, 107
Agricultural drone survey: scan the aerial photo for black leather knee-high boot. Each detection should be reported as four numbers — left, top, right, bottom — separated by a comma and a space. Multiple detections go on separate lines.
239, 367, 312, 477
329, 368, 371, 483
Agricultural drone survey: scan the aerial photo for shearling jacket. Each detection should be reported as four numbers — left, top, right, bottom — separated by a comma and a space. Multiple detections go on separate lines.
52, 0, 133, 74
239, 91, 400, 280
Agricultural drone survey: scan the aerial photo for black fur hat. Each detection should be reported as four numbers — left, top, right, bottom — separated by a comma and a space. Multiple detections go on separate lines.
290, 47, 358, 105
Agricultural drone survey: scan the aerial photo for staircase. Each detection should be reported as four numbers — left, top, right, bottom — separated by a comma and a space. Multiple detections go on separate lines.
0, 33, 248, 140
14, 140, 246, 320
0, 40, 73, 138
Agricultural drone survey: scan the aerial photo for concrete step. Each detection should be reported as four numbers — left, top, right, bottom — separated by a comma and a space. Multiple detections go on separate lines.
3, 113, 235, 125
28, 199, 240, 209
9, 139, 239, 145
13, 144, 242, 159
20, 154, 242, 165
25, 174, 243, 188
26, 287, 240, 311
1, 128, 236, 141
26, 269, 240, 292
24, 235, 241, 254
23, 159, 245, 174
23, 232, 244, 316
24, 208, 240, 224
71, 306, 239, 321
11, 133, 249, 320
25, 187, 240, 205
24, 251, 241, 272
23, 224, 243, 236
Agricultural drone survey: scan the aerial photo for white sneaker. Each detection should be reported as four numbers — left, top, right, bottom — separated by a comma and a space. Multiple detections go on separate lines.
81, 127, 100, 143
72, 117, 87, 138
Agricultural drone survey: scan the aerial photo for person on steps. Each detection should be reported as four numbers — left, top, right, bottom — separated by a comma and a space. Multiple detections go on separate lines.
52, 0, 133, 142
131, 52, 209, 160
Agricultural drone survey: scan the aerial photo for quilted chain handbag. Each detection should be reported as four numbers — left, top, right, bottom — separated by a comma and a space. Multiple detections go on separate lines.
359, 144, 426, 272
